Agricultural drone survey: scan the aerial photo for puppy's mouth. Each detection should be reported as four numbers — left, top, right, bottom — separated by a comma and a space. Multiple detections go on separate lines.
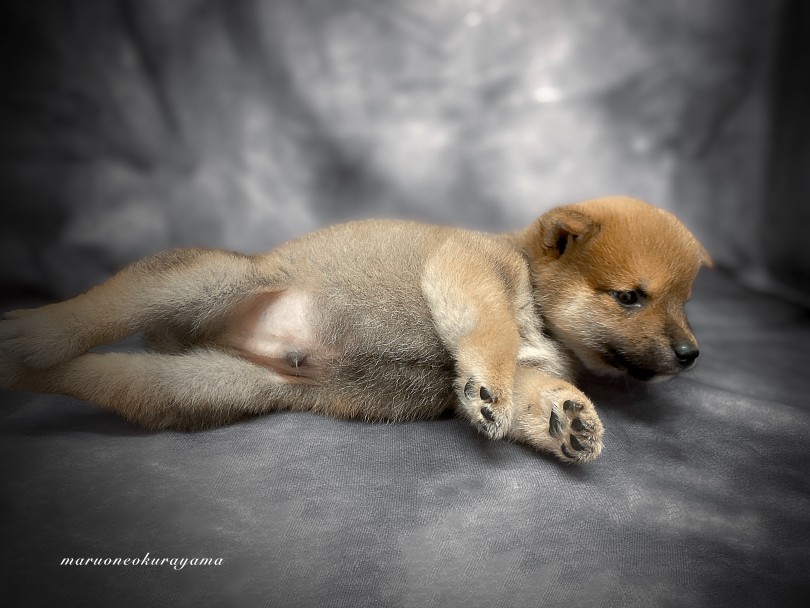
604, 349, 659, 382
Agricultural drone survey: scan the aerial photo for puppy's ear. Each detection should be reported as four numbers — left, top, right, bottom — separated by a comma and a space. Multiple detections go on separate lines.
655, 207, 713, 268
697, 241, 713, 268
538, 208, 600, 258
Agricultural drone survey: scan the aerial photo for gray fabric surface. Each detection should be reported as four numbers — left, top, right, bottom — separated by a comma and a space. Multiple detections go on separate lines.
2, 270, 809, 607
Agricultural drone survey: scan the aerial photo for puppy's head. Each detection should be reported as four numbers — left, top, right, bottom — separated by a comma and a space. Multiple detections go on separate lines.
525, 196, 711, 382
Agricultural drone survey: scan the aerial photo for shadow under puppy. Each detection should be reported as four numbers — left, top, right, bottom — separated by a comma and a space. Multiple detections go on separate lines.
0, 196, 710, 463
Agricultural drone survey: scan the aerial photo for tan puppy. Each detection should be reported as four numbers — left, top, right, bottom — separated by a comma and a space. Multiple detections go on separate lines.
0, 196, 709, 463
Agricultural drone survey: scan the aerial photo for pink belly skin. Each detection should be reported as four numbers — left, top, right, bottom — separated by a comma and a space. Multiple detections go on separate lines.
216, 289, 325, 382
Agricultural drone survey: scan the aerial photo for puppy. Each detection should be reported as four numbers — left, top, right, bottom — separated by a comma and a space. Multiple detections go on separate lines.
0, 196, 709, 463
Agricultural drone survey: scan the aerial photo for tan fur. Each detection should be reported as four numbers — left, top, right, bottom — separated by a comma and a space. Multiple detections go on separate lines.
0, 196, 709, 463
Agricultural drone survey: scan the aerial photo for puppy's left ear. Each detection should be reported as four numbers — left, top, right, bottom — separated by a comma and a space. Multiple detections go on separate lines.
537, 207, 600, 259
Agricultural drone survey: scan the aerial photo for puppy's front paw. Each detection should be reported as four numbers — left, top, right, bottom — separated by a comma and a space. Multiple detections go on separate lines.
460, 377, 513, 440
0, 306, 86, 369
547, 397, 603, 464
510, 376, 604, 464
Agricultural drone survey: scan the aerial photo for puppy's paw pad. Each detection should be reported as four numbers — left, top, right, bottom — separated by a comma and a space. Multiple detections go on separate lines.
463, 378, 500, 405
571, 417, 593, 432
549, 410, 564, 437
480, 404, 496, 422
461, 377, 511, 440
569, 434, 586, 451
550, 397, 603, 464
563, 399, 583, 413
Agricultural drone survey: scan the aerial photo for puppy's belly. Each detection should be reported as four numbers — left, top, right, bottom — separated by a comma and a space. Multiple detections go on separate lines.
217, 289, 324, 381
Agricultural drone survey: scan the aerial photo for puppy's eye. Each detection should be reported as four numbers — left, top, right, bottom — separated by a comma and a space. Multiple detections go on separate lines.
611, 290, 642, 307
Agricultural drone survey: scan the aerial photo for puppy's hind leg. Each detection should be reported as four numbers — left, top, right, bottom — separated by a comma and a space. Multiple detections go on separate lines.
2, 347, 315, 430
0, 248, 265, 370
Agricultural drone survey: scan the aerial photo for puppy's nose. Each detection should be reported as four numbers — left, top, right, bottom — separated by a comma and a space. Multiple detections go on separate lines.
673, 342, 699, 367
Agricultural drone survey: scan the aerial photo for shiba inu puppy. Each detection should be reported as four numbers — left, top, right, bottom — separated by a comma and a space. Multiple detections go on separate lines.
0, 196, 710, 463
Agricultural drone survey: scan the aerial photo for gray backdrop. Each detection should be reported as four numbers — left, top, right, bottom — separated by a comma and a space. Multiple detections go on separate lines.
1, 0, 806, 299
